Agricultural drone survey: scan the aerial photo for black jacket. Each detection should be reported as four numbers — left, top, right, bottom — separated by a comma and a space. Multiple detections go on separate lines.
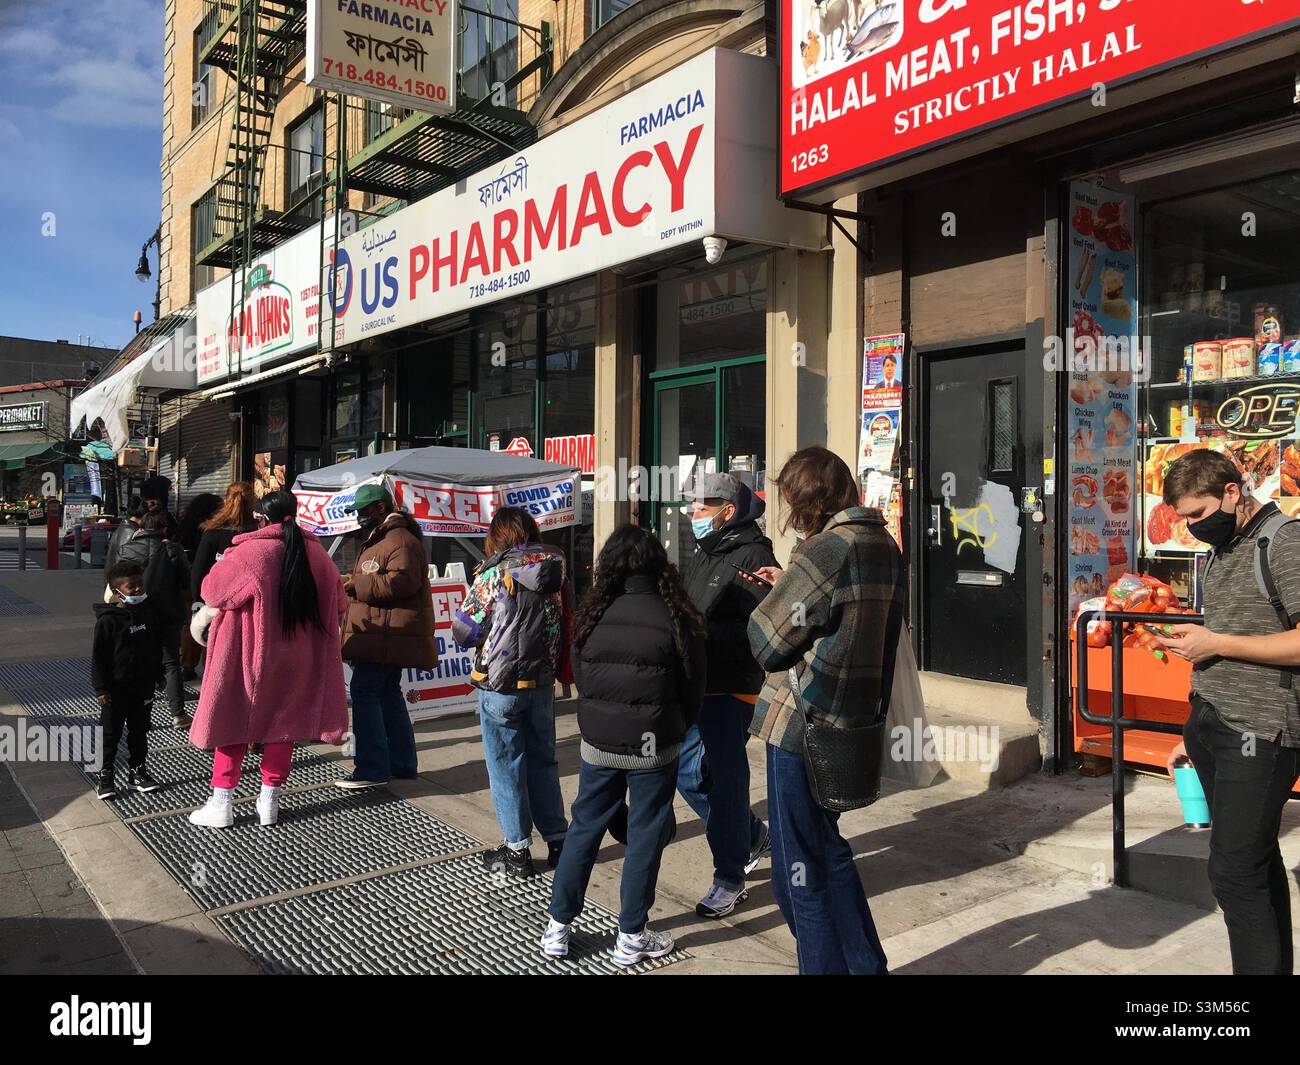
191, 525, 256, 602
91, 601, 163, 695
682, 484, 778, 695
106, 529, 190, 624
573, 574, 706, 758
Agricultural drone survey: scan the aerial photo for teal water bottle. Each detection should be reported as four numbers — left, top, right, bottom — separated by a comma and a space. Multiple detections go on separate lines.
1173, 765, 1210, 828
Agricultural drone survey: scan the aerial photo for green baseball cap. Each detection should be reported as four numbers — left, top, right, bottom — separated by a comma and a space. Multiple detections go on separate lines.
343, 483, 391, 513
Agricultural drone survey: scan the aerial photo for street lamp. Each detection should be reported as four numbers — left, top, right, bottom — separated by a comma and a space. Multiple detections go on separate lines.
135, 227, 162, 322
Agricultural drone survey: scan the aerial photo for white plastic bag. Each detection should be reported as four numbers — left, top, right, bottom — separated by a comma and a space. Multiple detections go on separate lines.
883, 623, 942, 788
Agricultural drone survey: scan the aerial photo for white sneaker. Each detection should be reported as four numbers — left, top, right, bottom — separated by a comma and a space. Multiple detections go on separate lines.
612, 927, 674, 967
256, 785, 281, 827
539, 918, 571, 958
188, 788, 234, 828
695, 880, 749, 919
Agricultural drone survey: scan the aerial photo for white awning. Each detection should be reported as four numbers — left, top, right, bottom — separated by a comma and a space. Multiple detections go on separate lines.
70, 319, 197, 452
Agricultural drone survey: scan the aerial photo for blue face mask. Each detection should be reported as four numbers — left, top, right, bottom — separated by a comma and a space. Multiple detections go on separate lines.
121, 593, 148, 606
690, 515, 716, 540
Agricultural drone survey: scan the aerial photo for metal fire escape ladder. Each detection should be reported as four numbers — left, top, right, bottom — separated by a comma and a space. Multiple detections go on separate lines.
196, 0, 308, 270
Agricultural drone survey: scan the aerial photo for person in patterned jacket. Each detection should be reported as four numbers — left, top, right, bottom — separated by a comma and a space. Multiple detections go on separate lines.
453, 507, 573, 879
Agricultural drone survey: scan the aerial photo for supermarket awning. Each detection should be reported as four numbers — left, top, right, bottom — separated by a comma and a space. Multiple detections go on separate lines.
70, 318, 196, 452
0, 442, 65, 471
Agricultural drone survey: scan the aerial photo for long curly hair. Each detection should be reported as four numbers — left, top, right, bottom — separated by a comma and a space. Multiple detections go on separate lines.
573, 524, 705, 655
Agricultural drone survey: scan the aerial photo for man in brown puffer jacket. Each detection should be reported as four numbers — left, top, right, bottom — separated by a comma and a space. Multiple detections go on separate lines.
336, 483, 438, 789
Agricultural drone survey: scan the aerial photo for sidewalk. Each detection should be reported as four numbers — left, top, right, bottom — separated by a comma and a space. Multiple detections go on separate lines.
0, 569, 1240, 975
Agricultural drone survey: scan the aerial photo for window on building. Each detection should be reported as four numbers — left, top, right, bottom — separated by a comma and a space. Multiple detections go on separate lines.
541, 278, 597, 459
475, 297, 539, 453
653, 255, 768, 371
192, 185, 217, 294
460, 0, 520, 105
287, 108, 325, 214
192, 7, 219, 129
592, 0, 639, 31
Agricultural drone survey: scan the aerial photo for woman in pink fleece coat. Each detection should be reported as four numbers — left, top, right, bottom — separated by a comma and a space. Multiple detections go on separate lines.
187, 489, 349, 829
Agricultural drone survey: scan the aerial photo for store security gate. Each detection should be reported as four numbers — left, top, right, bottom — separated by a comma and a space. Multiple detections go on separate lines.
0, 657, 689, 975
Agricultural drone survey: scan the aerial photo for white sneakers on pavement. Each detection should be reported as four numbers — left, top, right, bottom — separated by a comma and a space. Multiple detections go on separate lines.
188, 787, 234, 828
256, 785, 281, 826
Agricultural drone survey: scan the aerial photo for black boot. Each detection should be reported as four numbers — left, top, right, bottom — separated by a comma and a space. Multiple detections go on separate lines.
546, 839, 564, 869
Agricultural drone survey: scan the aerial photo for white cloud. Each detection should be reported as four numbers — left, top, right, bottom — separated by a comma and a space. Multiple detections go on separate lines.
1, 0, 161, 131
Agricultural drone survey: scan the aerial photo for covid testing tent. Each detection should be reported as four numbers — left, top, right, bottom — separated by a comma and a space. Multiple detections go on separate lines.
292, 447, 581, 720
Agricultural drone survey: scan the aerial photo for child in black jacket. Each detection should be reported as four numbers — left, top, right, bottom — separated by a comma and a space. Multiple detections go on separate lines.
92, 561, 165, 799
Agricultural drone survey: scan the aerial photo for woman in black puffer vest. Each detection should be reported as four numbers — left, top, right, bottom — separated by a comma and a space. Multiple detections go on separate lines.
541, 525, 706, 968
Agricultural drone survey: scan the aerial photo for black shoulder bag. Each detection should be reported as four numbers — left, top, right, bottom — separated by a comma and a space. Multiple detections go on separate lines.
786, 606, 902, 813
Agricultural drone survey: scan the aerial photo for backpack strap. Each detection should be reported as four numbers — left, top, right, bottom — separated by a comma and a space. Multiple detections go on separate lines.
1253, 511, 1300, 690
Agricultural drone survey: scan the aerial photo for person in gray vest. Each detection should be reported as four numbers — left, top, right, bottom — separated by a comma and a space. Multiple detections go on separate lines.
1156, 448, 1300, 975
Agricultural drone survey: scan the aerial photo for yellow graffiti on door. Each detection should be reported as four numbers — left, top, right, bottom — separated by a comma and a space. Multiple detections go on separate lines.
950, 503, 998, 555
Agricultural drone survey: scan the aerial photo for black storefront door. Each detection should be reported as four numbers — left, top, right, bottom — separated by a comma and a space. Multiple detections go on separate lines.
922, 346, 1028, 685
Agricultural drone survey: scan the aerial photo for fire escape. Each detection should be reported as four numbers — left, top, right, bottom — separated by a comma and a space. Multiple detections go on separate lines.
194, 0, 555, 274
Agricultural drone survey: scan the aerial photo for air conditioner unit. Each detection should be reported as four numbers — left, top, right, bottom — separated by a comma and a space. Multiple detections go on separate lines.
117, 445, 157, 469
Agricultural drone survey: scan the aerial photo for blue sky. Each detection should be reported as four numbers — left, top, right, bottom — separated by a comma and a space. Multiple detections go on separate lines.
0, 0, 163, 352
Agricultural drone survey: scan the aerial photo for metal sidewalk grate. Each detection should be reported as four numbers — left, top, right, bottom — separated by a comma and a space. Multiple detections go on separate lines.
216, 855, 691, 975
0, 584, 47, 616
97, 745, 348, 819
132, 787, 481, 910
0, 658, 199, 714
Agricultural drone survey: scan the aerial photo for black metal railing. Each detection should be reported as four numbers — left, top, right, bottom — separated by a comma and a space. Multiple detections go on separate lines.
1074, 608, 1206, 888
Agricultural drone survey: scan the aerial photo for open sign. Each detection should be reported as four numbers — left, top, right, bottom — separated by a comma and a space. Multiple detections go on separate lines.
1216, 384, 1300, 440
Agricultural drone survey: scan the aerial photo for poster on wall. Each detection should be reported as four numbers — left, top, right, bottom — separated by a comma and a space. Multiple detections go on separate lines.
858, 332, 904, 547
306, 0, 457, 115
1066, 182, 1137, 616
253, 451, 288, 500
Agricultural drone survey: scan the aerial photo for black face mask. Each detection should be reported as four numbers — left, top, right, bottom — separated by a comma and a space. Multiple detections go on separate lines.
1187, 505, 1238, 548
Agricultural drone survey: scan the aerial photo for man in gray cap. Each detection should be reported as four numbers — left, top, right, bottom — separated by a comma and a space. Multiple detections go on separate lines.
678, 470, 779, 917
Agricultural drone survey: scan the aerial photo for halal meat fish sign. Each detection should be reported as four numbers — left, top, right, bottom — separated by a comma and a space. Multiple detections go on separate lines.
781, 0, 1300, 195
226, 264, 294, 362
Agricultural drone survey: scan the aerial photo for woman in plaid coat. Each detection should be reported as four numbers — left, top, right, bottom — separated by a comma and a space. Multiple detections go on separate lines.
746, 446, 905, 975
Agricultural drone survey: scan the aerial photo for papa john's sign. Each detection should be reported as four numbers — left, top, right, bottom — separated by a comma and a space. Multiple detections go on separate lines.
323, 48, 821, 346
196, 224, 325, 385
781, 0, 1300, 196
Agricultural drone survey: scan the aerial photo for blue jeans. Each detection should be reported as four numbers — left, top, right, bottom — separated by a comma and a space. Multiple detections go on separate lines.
549, 758, 677, 934
478, 687, 568, 849
676, 695, 765, 889
350, 663, 418, 781
766, 743, 888, 975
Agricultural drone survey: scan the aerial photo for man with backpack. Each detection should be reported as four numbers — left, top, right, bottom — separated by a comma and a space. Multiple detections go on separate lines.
1156, 448, 1300, 975
108, 510, 191, 727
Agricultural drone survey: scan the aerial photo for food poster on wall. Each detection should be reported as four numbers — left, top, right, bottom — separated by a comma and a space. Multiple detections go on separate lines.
1144, 439, 1284, 554
1067, 183, 1138, 615
859, 333, 905, 548
253, 451, 288, 499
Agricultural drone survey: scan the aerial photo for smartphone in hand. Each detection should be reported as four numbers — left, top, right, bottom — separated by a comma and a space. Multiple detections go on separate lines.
730, 563, 773, 589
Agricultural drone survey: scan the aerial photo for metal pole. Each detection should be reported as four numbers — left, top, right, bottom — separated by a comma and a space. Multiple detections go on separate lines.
74, 525, 82, 569
17, 523, 26, 571
1111, 621, 1126, 888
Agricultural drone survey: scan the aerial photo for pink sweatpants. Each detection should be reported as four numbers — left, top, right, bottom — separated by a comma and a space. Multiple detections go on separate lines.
211, 742, 293, 789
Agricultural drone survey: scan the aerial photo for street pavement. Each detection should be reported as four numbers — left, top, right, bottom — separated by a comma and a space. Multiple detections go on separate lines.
0, 568, 1247, 975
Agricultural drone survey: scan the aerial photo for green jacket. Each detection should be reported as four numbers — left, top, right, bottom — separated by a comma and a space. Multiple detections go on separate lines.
747, 507, 905, 754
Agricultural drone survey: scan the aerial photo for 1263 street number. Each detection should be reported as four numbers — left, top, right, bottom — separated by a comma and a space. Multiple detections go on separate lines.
790, 144, 829, 173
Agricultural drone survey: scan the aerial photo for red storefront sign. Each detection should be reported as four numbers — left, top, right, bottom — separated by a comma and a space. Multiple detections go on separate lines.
544, 434, 597, 475
781, 0, 1299, 196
